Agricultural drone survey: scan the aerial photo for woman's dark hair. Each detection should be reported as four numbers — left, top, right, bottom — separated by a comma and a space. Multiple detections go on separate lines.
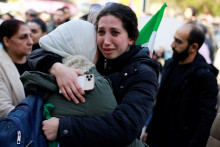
96, 3, 139, 44
187, 23, 205, 49
0, 19, 26, 49
28, 17, 47, 33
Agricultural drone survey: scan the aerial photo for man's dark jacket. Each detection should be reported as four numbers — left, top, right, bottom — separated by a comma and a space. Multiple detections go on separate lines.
146, 53, 219, 147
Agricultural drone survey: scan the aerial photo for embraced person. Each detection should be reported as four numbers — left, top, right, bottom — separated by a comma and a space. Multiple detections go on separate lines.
28, 3, 159, 147
0, 19, 33, 119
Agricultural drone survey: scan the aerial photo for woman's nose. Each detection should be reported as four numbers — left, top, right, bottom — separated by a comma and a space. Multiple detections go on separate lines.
28, 36, 33, 45
103, 35, 111, 45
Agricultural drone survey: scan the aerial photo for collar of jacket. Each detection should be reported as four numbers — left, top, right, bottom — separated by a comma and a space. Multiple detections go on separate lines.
97, 45, 159, 75
96, 45, 141, 74
97, 45, 160, 77
164, 53, 219, 78
106, 45, 142, 66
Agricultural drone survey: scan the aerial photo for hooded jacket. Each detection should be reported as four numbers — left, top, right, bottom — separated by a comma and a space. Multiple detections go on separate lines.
58, 45, 159, 147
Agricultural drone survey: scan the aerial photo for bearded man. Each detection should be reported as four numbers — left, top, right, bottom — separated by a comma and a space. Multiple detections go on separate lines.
143, 23, 219, 147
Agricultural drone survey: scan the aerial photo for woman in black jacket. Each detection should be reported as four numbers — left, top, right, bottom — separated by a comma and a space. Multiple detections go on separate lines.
29, 3, 159, 147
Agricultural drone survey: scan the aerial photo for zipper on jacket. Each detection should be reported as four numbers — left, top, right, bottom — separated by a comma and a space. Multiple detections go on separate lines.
1, 117, 22, 145
17, 131, 21, 144
1, 105, 31, 145
14, 105, 33, 145
104, 59, 107, 69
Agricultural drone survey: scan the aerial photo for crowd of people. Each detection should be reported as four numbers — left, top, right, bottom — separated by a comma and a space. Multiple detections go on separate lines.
0, 2, 220, 147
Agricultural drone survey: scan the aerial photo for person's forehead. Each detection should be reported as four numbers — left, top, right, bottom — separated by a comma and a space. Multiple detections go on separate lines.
28, 22, 41, 29
13, 25, 30, 37
19, 25, 30, 31
98, 15, 122, 26
174, 27, 190, 41
177, 25, 191, 35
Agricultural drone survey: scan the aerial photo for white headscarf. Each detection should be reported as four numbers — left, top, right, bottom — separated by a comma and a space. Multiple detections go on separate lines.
39, 19, 97, 63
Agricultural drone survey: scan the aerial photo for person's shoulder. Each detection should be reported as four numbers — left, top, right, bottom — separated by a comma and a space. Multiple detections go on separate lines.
130, 60, 159, 83
0, 49, 4, 62
197, 64, 218, 76
0, 49, 11, 64
136, 57, 160, 78
193, 63, 218, 85
0, 48, 6, 57
194, 54, 218, 76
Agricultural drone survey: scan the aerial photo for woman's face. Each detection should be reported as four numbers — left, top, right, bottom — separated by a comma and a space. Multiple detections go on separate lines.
97, 15, 134, 59
27, 22, 45, 45
4, 24, 33, 57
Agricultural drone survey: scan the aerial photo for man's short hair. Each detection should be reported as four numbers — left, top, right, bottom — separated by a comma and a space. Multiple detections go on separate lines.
187, 23, 205, 49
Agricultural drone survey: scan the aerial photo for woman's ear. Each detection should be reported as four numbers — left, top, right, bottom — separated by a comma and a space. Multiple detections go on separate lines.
3, 37, 9, 48
129, 38, 134, 45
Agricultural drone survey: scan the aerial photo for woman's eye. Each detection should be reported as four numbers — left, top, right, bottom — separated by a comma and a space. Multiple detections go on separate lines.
112, 31, 119, 36
97, 30, 104, 35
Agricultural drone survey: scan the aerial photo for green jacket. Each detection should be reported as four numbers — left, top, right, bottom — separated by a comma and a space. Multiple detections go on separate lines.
21, 67, 117, 117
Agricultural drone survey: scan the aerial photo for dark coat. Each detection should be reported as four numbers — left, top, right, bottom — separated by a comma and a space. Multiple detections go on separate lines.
28, 46, 159, 147
146, 53, 219, 147
58, 46, 159, 147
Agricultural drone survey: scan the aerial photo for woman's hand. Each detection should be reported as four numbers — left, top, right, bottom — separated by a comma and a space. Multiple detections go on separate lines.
49, 63, 85, 104
42, 117, 59, 141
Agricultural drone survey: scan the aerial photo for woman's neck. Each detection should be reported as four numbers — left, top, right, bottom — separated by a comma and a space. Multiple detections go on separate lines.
7, 51, 27, 64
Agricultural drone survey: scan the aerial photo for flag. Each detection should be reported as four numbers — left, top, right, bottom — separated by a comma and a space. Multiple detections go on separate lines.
136, 3, 167, 57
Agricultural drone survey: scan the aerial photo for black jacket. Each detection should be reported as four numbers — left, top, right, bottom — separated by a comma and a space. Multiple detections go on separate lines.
146, 53, 219, 147
28, 46, 159, 147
